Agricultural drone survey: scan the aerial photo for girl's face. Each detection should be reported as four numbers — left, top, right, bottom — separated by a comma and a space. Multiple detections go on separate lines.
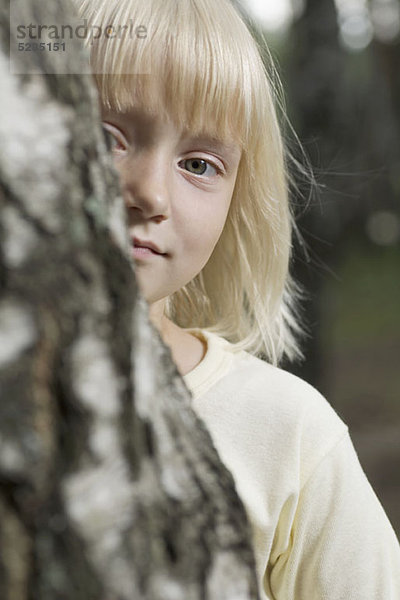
102, 106, 241, 305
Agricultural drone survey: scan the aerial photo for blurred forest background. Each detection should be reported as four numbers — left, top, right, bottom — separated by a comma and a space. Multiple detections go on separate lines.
243, 0, 400, 535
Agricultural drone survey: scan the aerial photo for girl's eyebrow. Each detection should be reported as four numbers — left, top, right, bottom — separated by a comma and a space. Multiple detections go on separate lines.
186, 135, 241, 160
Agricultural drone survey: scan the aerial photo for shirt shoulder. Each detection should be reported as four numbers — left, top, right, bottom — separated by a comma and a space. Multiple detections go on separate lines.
183, 329, 348, 488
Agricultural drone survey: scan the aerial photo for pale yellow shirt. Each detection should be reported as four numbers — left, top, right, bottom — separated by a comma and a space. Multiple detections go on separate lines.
183, 329, 400, 600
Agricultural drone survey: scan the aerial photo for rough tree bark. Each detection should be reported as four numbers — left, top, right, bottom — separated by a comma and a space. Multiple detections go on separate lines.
0, 0, 259, 598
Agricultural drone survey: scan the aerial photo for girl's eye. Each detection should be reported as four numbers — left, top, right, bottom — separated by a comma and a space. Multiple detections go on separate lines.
102, 123, 126, 154
110, 136, 124, 152
181, 158, 218, 177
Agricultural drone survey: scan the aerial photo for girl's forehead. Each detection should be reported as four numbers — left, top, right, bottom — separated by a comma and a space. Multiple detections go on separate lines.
102, 78, 243, 149
103, 100, 242, 159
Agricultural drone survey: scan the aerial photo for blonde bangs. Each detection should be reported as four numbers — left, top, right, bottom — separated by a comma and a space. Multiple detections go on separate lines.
77, 0, 268, 145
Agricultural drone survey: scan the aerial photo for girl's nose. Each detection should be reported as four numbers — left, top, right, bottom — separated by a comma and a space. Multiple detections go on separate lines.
121, 152, 171, 223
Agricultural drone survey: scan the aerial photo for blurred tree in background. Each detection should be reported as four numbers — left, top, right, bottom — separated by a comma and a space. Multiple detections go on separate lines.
245, 0, 400, 534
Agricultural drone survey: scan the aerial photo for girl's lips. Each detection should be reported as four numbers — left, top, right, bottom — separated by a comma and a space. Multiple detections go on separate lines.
132, 237, 165, 255
132, 245, 161, 258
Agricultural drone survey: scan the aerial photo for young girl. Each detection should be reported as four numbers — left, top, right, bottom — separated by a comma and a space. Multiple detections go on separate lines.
76, 0, 400, 597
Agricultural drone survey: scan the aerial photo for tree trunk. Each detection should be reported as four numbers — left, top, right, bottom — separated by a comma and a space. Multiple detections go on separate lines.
0, 0, 259, 598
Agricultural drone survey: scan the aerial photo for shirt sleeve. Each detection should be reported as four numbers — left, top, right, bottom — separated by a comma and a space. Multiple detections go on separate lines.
269, 432, 400, 600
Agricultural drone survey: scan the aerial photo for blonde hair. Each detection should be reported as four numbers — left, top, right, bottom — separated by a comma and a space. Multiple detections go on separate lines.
75, 0, 303, 365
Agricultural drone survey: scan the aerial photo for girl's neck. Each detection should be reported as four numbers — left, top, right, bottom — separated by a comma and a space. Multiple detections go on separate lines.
149, 300, 207, 376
